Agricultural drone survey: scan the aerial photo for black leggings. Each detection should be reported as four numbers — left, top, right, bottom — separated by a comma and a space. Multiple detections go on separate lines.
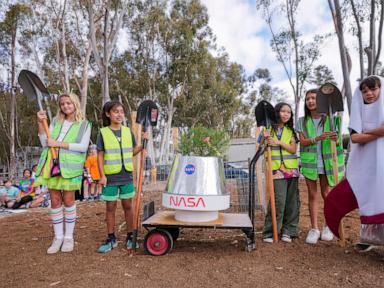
12, 195, 33, 209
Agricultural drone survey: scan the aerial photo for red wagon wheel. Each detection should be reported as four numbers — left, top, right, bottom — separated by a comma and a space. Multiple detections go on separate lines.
144, 229, 174, 256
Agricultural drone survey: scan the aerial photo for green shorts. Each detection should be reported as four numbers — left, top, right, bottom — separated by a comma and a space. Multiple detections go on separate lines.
101, 183, 135, 201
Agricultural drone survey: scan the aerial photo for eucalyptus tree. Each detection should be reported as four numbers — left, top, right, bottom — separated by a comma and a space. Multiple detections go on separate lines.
88, 0, 128, 104
0, 3, 31, 177
257, 0, 325, 122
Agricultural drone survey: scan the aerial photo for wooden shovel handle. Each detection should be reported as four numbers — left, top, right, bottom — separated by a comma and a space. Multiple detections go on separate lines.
331, 140, 346, 247
42, 118, 58, 159
331, 141, 338, 183
134, 148, 146, 230
266, 146, 278, 242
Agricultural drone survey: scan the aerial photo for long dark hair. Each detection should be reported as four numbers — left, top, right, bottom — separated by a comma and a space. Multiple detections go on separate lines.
273, 102, 297, 141
102, 100, 124, 127
303, 88, 325, 132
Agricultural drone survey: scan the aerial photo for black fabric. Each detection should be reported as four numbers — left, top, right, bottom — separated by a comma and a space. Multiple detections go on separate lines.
12, 195, 33, 209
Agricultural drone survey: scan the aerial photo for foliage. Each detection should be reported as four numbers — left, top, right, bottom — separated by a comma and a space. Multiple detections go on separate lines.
179, 126, 230, 157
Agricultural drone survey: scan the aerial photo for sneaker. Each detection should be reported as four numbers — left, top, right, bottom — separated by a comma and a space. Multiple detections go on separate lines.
355, 243, 375, 253
281, 234, 292, 243
321, 226, 334, 241
98, 237, 117, 253
61, 238, 74, 252
305, 229, 320, 244
47, 238, 64, 254
263, 237, 273, 243
126, 235, 139, 249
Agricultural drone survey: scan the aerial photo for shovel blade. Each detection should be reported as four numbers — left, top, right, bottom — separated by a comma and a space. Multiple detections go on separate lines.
255, 100, 277, 127
316, 83, 344, 114
136, 100, 158, 127
18, 70, 50, 110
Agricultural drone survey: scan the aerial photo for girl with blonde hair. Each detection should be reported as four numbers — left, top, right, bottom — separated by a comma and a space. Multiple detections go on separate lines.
35, 93, 91, 254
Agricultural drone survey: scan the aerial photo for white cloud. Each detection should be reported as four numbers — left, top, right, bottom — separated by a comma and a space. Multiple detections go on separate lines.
202, 0, 382, 101
201, 0, 273, 73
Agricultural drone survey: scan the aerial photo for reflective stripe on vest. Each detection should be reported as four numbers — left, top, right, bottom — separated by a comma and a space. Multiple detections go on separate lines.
270, 127, 298, 170
299, 116, 345, 186
100, 126, 134, 174
36, 119, 89, 178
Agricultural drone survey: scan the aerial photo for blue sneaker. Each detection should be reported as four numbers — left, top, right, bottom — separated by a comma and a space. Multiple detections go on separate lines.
126, 235, 139, 249
98, 237, 117, 253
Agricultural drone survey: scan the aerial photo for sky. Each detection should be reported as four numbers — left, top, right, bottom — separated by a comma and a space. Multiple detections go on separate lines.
200, 0, 379, 116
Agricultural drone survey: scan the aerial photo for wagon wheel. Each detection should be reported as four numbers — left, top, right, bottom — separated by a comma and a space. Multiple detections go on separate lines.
167, 227, 180, 241
144, 229, 174, 256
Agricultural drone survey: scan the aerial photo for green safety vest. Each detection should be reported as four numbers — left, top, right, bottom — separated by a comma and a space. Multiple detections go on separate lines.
36, 119, 90, 179
270, 127, 299, 170
100, 126, 133, 174
299, 116, 345, 186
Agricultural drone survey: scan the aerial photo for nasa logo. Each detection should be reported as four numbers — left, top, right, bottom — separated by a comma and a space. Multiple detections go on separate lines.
184, 164, 195, 175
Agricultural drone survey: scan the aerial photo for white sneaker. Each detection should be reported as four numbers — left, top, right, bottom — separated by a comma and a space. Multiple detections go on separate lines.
281, 234, 292, 243
321, 226, 334, 241
305, 229, 320, 245
47, 238, 63, 254
61, 237, 74, 252
263, 237, 273, 243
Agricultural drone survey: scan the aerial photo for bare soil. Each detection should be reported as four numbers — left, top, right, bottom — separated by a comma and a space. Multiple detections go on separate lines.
1, 180, 384, 288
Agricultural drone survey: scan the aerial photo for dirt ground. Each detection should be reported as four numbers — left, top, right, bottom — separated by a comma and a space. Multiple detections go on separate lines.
1, 180, 384, 288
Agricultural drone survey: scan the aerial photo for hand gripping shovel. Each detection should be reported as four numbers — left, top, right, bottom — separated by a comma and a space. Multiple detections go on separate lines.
131, 100, 159, 251
316, 83, 345, 246
18, 70, 60, 177
255, 100, 278, 242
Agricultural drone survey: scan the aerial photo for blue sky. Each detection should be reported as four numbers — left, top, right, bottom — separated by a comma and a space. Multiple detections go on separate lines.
200, 0, 370, 99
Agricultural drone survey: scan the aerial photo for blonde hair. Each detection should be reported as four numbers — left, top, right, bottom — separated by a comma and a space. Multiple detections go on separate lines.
55, 93, 84, 123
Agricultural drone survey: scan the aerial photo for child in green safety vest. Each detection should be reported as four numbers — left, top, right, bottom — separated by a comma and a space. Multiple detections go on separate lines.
297, 89, 345, 245
36, 93, 91, 254
262, 102, 300, 243
97, 100, 148, 253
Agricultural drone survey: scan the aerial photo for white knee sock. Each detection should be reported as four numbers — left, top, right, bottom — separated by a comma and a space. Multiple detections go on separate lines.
63, 204, 76, 239
50, 207, 64, 239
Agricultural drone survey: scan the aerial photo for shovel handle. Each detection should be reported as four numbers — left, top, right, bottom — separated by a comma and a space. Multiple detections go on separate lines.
266, 146, 278, 243
42, 118, 58, 159
330, 141, 338, 184
331, 140, 346, 246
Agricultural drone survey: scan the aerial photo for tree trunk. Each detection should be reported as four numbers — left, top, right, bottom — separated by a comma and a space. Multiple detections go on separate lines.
367, 0, 376, 76
9, 26, 17, 178
374, 0, 384, 73
329, 0, 353, 114
80, 42, 92, 114
61, 16, 70, 93
350, 0, 364, 80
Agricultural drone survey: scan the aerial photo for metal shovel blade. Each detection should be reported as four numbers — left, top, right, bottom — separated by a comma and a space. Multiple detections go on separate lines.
255, 100, 277, 127
316, 83, 344, 114
18, 70, 50, 111
136, 100, 159, 127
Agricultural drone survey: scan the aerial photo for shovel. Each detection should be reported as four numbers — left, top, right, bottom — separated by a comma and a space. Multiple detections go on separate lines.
131, 100, 159, 251
18, 70, 60, 177
255, 100, 278, 243
316, 83, 345, 246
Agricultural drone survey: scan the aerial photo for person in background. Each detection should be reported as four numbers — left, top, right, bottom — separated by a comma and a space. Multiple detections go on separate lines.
83, 144, 101, 201
0, 179, 19, 208
12, 169, 35, 209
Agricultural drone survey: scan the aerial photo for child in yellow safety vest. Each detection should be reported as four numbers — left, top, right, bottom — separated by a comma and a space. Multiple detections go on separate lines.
97, 100, 148, 253
262, 102, 300, 243
36, 93, 91, 254
297, 89, 345, 245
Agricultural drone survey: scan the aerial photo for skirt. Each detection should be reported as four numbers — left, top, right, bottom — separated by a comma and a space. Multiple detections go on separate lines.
35, 151, 83, 191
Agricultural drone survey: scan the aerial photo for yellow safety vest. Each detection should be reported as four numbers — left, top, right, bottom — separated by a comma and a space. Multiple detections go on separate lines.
100, 126, 134, 174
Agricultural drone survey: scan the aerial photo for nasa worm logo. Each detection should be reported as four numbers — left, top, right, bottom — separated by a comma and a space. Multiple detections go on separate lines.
185, 164, 195, 175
